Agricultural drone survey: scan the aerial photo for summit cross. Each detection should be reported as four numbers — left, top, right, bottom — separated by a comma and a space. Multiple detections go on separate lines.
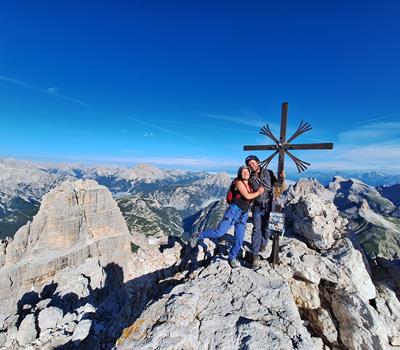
244, 102, 333, 185
243, 102, 334, 265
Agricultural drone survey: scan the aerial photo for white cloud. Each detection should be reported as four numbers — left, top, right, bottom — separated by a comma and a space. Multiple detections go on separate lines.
143, 132, 154, 137
301, 143, 400, 171
64, 154, 239, 168
339, 121, 400, 144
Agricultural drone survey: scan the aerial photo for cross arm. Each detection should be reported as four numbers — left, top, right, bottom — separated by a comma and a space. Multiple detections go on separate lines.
285, 143, 333, 150
243, 145, 278, 151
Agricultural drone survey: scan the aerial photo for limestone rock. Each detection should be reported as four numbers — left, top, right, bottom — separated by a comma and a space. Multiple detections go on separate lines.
35, 299, 52, 311
327, 238, 376, 300
286, 193, 346, 251
374, 283, 400, 347
331, 292, 389, 350
307, 308, 338, 344
288, 278, 320, 309
116, 259, 316, 350
0, 179, 130, 321
286, 178, 335, 203
38, 307, 63, 332
71, 319, 92, 343
17, 314, 37, 345
277, 238, 342, 285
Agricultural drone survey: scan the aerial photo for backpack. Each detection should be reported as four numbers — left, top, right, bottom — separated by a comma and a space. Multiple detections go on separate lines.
226, 178, 241, 204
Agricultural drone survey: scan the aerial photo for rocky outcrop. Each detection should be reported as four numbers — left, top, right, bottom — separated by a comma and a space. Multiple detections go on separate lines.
115, 231, 400, 350
0, 180, 131, 348
285, 179, 347, 251
286, 178, 335, 203
116, 259, 316, 350
275, 237, 398, 350
2, 180, 130, 265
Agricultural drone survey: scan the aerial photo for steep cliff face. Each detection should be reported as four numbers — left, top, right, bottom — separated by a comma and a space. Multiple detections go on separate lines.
0, 180, 131, 337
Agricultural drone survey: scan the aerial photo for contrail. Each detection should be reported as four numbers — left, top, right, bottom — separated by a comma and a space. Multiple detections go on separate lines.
353, 112, 400, 126
1, 74, 196, 141
0, 74, 90, 107
123, 116, 196, 142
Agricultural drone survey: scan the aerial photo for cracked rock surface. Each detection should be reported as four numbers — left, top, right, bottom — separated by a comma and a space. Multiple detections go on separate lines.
116, 259, 315, 350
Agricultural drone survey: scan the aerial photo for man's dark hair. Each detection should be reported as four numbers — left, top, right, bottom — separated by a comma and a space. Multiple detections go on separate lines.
245, 155, 260, 166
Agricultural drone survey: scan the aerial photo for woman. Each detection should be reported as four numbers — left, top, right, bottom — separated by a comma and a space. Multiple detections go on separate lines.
189, 165, 264, 268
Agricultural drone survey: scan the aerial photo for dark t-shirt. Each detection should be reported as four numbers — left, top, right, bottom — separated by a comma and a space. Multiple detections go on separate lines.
249, 168, 277, 207
232, 181, 253, 212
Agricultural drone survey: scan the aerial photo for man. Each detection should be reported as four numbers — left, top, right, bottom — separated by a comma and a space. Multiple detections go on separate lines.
245, 155, 282, 268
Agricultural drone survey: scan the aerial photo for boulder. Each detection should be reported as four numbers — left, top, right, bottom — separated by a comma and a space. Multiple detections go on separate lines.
38, 306, 63, 332
286, 193, 346, 251
17, 314, 37, 345
327, 239, 376, 300
71, 319, 92, 343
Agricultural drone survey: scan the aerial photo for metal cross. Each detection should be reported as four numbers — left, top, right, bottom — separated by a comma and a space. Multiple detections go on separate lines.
243, 102, 333, 265
244, 102, 333, 185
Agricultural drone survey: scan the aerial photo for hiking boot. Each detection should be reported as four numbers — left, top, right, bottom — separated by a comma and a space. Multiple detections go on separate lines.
260, 244, 267, 253
189, 233, 199, 248
250, 255, 261, 269
229, 259, 240, 269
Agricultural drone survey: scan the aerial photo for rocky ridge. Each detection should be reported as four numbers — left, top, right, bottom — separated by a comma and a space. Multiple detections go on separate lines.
116, 178, 400, 350
0, 175, 399, 349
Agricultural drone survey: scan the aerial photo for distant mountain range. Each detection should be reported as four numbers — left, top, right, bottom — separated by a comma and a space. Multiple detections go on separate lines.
1, 159, 399, 349
0, 158, 231, 239
1, 157, 400, 241
289, 170, 400, 186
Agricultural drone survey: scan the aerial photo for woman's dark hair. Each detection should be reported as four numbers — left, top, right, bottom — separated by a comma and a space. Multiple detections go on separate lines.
237, 165, 249, 180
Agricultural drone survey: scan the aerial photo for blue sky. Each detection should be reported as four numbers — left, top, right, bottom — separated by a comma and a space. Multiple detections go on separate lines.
1, 1, 400, 173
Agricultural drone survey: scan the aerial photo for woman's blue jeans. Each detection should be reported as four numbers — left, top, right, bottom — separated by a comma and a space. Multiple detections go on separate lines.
198, 204, 248, 260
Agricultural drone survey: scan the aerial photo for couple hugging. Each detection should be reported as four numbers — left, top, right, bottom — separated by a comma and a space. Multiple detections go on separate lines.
190, 155, 284, 269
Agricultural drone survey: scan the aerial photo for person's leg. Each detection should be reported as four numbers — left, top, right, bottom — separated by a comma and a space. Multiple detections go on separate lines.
260, 205, 272, 248
198, 204, 236, 241
251, 206, 262, 255
229, 212, 248, 260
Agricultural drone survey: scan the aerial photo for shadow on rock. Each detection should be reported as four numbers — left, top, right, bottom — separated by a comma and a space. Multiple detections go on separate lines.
14, 237, 212, 349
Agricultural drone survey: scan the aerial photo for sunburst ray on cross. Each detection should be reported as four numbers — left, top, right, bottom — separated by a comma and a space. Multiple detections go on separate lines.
244, 102, 333, 187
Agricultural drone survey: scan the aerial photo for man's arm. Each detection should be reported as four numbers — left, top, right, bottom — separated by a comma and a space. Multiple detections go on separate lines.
272, 170, 287, 199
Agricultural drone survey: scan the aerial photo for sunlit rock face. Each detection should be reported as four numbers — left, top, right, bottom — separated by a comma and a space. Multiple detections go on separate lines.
0, 180, 130, 320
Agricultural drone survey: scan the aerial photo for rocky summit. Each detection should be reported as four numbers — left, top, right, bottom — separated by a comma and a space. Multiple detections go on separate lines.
0, 173, 399, 350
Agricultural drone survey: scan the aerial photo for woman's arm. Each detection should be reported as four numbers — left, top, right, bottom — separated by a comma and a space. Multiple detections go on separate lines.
236, 181, 264, 200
